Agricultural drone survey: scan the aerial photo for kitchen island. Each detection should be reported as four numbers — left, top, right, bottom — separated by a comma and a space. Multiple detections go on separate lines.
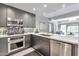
31, 33, 79, 56
0, 33, 79, 56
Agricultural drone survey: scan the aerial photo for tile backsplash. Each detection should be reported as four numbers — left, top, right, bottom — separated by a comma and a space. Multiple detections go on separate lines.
0, 27, 36, 34
0, 27, 7, 35
23, 28, 35, 33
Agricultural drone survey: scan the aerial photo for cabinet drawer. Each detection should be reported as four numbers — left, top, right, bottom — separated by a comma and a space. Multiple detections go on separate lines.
25, 35, 31, 41
50, 40, 72, 56
39, 36, 49, 42
32, 35, 50, 56
25, 41, 31, 48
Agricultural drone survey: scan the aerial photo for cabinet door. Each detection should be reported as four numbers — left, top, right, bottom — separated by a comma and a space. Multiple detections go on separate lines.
38, 37, 50, 56
0, 4, 7, 27
7, 7, 25, 20
62, 43, 72, 56
25, 35, 31, 48
50, 40, 72, 56
50, 40, 61, 56
31, 35, 41, 49
23, 13, 36, 28
0, 38, 8, 56
7, 7, 16, 20
32, 35, 50, 56
14, 9, 24, 20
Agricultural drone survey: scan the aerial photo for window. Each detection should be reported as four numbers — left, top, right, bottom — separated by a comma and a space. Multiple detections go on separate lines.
60, 25, 66, 35
67, 24, 79, 36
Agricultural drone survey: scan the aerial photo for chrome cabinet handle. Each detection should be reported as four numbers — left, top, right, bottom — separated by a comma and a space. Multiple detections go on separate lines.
57, 42, 61, 44
55, 42, 61, 44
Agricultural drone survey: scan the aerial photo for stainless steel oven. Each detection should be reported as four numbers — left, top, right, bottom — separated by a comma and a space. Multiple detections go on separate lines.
7, 20, 18, 26
7, 19, 23, 27
8, 36, 25, 53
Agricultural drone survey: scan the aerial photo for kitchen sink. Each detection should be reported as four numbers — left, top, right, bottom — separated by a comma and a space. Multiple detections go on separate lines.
39, 34, 52, 36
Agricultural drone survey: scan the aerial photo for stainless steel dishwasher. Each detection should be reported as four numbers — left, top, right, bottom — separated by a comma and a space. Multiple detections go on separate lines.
50, 40, 72, 56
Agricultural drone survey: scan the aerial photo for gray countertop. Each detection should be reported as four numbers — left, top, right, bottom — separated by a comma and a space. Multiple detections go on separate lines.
0, 33, 79, 45
0, 33, 31, 38
32, 33, 79, 45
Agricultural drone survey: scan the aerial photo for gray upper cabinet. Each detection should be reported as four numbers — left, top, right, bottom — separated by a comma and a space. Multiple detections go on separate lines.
7, 7, 24, 20
0, 4, 7, 27
7, 7, 36, 28
23, 13, 36, 28
0, 4, 36, 27
14, 8, 25, 20
7, 7, 16, 20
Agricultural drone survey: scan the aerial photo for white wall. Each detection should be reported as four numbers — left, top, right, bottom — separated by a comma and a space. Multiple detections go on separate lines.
36, 15, 49, 32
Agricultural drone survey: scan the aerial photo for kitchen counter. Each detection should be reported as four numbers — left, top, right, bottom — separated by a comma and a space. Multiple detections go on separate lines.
0, 33, 79, 56
0, 33, 32, 38
0, 33, 79, 45
33, 33, 79, 45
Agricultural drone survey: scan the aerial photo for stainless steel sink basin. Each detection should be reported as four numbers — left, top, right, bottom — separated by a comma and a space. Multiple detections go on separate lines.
39, 34, 51, 36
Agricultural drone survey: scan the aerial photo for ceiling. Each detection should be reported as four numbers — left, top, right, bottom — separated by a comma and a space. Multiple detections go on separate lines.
4, 3, 75, 17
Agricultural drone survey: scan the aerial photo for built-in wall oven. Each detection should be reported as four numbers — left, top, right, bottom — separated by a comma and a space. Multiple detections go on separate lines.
8, 36, 25, 53
7, 18, 24, 53
7, 19, 23, 27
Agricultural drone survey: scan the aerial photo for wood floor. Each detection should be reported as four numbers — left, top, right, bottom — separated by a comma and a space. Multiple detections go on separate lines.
24, 51, 42, 56
10, 47, 43, 56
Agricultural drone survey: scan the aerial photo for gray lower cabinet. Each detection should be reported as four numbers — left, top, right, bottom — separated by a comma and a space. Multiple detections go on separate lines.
31, 35, 50, 56
0, 38, 8, 56
25, 35, 31, 48
50, 40, 72, 56
50, 40, 61, 56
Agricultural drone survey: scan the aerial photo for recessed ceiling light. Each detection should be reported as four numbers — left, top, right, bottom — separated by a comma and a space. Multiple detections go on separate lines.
33, 8, 36, 11
44, 4, 47, 8
62, 4, 66, 8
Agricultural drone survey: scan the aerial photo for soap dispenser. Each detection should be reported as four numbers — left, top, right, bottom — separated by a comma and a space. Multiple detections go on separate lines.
34, 28, 39, 33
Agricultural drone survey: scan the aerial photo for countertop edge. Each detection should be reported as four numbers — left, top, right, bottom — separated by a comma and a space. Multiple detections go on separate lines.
0, 33, 79, 45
